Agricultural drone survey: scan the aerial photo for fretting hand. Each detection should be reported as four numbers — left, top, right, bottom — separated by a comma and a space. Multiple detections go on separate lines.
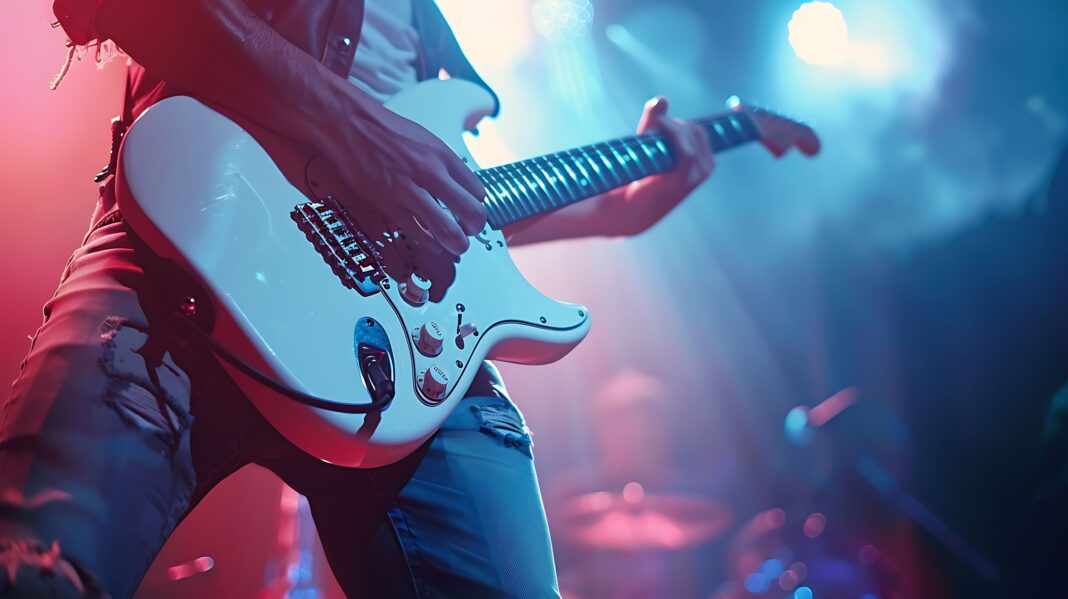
611, 95, 717, 236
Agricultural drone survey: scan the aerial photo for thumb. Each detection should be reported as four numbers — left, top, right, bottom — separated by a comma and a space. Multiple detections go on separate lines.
637, 96, 670, 133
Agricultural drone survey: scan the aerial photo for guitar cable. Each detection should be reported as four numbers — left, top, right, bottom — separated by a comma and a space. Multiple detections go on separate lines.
172, 309, 394, 414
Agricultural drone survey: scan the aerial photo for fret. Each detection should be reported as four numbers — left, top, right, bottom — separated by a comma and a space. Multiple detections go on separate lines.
648, 137, 676, 170
589, 143, 623, 185
538, 155, 577, 203
509, 163, 551, 212
483, 194, 506, 229
633, 137, 667, 171
490, 168, 528, 224
518, 161, 557, 210
486, 175, 517, 227
732, 114, 760, 142
478, 170, 515, 225
576, 148, 611, 193
525, 159, 566, 208
727, 115, 744, 142
591, 144, 625, 188
604, 142, 637, 182
721, 116, 744, 146
484, 200, 505, 229
712, 120, 728, 148
557, 154, 587, 196
615, 138, 649, 179
498, 166, 538, 219
564, 150, 596, 193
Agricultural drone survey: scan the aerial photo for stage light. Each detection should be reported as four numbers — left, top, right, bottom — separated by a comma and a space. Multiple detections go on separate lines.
850, 41, 895, 81
434, 1, 532, 71
532, 0, 595, 42
788, 2, 849, 66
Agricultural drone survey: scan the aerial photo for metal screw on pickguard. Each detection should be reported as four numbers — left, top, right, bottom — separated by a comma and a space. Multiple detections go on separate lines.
455, 360, 463, 368
578, 310, 585, 317
456, 304, 465, 312
539, 316, 547, 323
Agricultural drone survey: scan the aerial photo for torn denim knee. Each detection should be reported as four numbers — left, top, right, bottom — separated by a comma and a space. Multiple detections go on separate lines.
0, 538, 104, 598
98, 317, 192, 452
471, 402, 532, 451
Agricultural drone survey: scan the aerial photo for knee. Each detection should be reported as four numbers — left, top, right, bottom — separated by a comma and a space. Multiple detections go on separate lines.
0, 539, 103, 598
98, 317, 193, 451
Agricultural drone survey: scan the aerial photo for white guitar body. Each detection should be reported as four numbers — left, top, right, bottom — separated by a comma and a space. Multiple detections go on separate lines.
117, 79, 591, 468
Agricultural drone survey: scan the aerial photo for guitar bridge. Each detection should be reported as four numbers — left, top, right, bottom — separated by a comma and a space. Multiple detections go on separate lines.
292, 198, 386, 296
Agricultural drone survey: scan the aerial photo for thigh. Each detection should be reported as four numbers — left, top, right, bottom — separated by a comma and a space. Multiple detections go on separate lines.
389, 394, 559, 598
0, 221, 266, 597
289, 391, 560, 599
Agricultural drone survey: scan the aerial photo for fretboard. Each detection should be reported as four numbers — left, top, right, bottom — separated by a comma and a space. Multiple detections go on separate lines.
477, 111, 762, 229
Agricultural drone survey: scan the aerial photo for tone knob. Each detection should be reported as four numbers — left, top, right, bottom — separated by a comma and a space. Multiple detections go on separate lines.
401, 273, 431, 306
421, 364, 450, 400
415, 321, 445, 356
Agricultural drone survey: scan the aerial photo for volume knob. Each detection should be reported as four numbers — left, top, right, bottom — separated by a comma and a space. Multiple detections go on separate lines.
415, 321, 445, 356
401, 273, 431, 306
421, 364, 450, 400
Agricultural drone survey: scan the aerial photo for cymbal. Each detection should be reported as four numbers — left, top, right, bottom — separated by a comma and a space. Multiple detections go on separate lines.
559, 488, 734, 551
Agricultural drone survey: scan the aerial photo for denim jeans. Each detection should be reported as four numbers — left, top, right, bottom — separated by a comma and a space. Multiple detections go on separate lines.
0, 208, 560, 598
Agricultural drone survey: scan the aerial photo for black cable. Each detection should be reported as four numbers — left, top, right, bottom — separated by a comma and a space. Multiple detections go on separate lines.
172, 312, 393, 414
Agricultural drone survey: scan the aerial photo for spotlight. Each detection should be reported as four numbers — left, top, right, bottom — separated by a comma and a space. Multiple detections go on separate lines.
532, 0, 595, 42
434, 1, 532, 70
788, 1, 849, 66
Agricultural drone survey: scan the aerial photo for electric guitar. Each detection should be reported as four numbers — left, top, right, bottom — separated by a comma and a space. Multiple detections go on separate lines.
116, 78, 819, 467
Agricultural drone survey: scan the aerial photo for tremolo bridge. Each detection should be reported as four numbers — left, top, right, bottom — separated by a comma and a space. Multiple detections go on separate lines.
291, 198, 387, 296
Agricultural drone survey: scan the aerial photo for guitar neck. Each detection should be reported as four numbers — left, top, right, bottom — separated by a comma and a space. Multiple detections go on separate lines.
477, 110, 762, 229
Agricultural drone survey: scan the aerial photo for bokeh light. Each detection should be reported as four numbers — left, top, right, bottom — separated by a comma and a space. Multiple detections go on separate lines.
859, 544, 879, 565
803, 513, 827, 538
788, 1, 849, 66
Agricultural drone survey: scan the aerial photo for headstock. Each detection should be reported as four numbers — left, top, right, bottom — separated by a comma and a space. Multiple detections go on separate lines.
733, 103, 821, 158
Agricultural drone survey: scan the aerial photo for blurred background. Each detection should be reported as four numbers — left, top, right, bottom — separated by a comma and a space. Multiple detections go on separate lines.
3, 0, 1067, 597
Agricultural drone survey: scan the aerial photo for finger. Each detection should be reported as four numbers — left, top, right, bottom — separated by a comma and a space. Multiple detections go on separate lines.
637, 96, 669, 134
431, 173, 488, 236
680, 124, 707, 185
689, 121, 715, 177
444, 154, 489, 203
401, 181, 470, 256
660, 118, 698, 171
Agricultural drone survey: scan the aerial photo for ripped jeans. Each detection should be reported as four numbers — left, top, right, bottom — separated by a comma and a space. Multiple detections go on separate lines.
0, 211, 559, 598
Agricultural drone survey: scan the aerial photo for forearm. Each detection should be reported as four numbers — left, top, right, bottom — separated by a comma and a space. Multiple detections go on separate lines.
94, 0, 378, 150
505, 182, 675, 246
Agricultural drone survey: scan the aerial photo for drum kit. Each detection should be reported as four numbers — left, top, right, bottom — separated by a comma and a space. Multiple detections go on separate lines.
559, 487, 734, 552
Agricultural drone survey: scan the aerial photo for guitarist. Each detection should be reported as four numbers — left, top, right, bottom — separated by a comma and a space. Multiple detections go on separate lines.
0, 1, 718, 597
